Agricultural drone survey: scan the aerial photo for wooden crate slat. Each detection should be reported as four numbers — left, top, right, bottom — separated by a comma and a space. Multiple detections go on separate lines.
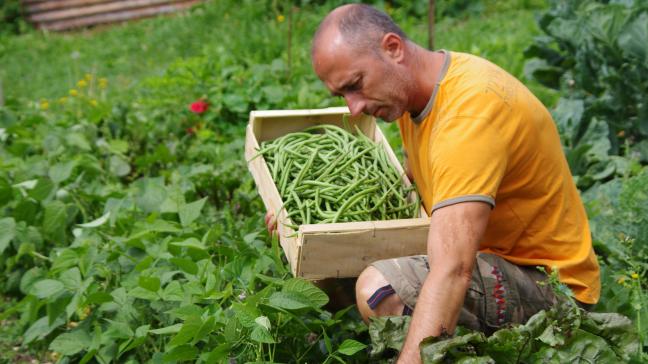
25, 0, 117, 14
37, 0, 200, 31
29, 0, 186, 22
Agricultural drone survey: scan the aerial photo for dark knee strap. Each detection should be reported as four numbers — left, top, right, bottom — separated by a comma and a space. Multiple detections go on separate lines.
367, 284, 395, 309
367, 284, 413, 316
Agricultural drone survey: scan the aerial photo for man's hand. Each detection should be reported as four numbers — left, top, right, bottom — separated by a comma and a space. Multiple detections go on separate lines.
397, 201, 491, 364
265, 210, 278, 236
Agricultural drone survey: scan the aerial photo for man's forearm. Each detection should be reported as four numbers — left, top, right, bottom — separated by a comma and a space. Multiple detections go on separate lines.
397, 202, 490, 364
397, 262, 473, 363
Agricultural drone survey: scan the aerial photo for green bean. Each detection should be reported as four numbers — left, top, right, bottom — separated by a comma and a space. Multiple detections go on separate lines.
257, 123, 420, 226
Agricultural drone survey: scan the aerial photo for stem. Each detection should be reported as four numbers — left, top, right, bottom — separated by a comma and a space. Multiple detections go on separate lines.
29, 251, 52, 262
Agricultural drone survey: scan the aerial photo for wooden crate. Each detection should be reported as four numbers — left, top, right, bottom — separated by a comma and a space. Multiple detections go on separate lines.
245, 107, 430, 279
21, 0, 204, 31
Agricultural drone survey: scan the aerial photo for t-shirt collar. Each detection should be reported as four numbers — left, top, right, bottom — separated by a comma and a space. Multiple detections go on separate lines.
411, 50, 451, 124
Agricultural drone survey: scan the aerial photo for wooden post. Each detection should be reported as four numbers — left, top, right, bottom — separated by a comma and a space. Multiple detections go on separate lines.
428, 0, 435, 50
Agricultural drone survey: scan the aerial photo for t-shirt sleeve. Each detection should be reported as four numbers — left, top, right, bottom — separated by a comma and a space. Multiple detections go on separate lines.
429, 116, 508, 212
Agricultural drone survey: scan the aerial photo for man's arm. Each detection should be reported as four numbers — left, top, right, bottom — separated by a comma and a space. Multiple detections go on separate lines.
398, 201, 491, 364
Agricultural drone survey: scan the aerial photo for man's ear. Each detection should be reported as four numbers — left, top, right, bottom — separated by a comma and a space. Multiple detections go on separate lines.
381, 32, 405, 62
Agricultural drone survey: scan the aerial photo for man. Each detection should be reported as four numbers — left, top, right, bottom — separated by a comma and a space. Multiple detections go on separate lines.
269, 3, 600, 363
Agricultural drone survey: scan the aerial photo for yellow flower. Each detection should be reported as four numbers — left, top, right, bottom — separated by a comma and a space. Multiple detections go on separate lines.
631, 272, 639, 279
89, 99, 98, 107
277, 14, 285, 23
39, 99, 49, 110
69, 89, 78, 97
58, 97, 68, 104
99, 78, 108, 89
617, 276, 626, 284
77, 79, 88, 88
84, 73, 93, 81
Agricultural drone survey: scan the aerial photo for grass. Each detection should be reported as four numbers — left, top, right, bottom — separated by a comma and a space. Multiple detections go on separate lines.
0, 0, 556, 106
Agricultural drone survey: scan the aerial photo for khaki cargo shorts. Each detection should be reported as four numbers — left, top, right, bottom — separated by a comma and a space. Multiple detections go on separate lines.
371, 253, 561, 333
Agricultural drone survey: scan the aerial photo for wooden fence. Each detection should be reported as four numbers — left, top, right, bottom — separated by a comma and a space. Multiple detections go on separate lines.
21, 0, 204, 31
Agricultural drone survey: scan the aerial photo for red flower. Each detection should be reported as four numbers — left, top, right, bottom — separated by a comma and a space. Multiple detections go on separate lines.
189, 99, 209, 114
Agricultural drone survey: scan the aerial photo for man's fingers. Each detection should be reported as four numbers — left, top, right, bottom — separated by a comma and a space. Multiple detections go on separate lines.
265, 211, 277, 235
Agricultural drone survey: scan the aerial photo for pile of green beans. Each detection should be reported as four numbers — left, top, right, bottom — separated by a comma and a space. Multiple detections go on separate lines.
256, 124, 419, 227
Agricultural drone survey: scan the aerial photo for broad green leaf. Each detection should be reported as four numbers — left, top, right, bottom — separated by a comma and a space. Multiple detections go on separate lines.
42, 200, 67, 243
169, 257, 198, 275
28, 178, 54, 201
150, 324, 183, 335
77, 212, 110, 228
47, 295, 72, 326
191, 316, 216, 345
268, 291, 311, 310
529, 328, 618, 363
135, 256, 154, 272
0, 217, 16, 254
368, 316, 411, 356
162, 345, 198, 362
420, 332, 487, 363
108, 139, 129, 154
67, 132, 91, 151
618, 12, 648, 65
170, 237, 206, 251
254, 316, 271, 331
86, 291, 113, 305
142, 219, 181, 233
135, 325, 149, 337
202, 343, 232, 362
162, 281, 184, 302
49, 161, 77, 184
581, 312, 640, 360
65, 291, 82, 319
337, 339, 367, 356
19, 267, 45, 294
24, 316, 65, 344
179, 197, 207, 227
104, 320, 134, 340
0, 176, 12, 205
168, 305, 204, 321
231, 302, 260, 328
13, 179, 38, 190
51, 248, 79, 272
128, 287, 159, 301
160, 186, 185, 213
282, 278, 329, 308
30, 279, 64, 299
250, 324, 275, 344
109, 155, 131, 177
168, 316, 202, 348
59, 267, 82, 290
139, 275, 161, 292
134, 177, 167, 213
49, 330, 92, 355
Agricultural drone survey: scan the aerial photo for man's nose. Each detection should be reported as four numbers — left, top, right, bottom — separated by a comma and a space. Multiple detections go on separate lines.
344, 93, 366, 117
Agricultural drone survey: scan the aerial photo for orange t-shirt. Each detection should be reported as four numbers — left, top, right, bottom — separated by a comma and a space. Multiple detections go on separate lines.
397, 51, 600, 304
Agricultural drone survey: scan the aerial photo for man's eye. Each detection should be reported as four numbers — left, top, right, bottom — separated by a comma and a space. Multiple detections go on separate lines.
349, 80, 362, 91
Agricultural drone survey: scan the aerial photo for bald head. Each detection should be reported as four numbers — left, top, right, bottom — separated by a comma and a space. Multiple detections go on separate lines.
312, 4, 407, 58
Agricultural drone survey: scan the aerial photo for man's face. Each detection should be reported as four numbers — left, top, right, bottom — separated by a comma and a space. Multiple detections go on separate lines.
312, 35, 411, 122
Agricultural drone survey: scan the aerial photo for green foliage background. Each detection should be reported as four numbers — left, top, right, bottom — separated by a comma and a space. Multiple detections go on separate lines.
0, 0, 646, 362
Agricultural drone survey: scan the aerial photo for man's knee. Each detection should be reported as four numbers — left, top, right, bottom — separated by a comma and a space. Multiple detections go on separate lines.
355, 265, 405, 323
